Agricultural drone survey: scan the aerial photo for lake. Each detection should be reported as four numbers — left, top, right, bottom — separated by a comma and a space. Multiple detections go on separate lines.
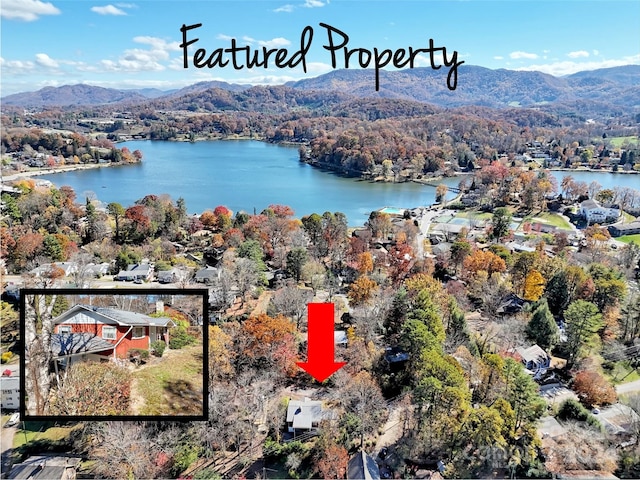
39, 140, 464, 226
39, 140, 639, 226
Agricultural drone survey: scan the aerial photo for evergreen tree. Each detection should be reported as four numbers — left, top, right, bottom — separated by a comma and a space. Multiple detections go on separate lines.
564, 300, 603, 368
525, 299, 559, 350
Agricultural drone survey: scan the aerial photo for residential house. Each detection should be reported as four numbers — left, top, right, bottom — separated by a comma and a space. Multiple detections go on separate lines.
579, 199, 621, 224
30, 262, 78, 278
1, 366, 20, 410
157, 268, 182, 284
609, 220, 640, 237
114, 263, 154, 282
347, 450, 381, 480
194, 266, 221, 284
286, 398, 324, 434
86, 262, 110, 278
515, 344, 551, 374
52, 304, 175, 364
7, 455, 81, 480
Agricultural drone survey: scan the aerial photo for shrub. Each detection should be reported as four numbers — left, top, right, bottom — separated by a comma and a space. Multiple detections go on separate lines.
168, 328, 196, 349
129, 348, 150, 360
151, 341, 166, 357
557, 398, 601, 429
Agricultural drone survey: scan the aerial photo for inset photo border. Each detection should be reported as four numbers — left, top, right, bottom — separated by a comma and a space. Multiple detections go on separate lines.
20, 288, 208, 422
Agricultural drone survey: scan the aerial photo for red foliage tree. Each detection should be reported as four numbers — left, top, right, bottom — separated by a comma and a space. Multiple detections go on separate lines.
573, 370, 617, 407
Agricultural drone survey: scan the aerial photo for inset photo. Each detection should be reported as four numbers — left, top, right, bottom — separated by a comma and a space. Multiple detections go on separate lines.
20, 288, 208, 421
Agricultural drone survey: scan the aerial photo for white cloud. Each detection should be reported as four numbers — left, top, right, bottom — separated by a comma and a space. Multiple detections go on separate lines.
1, 0, 60, 21
217, 34, 291, 49
258, 37, 291, 48
91, 5, 127, 15
493, 56, 504, 60
35, 53, 59, 68
593, 49, 600, 56
115, 2, 137, 7
567, 50, 589, 58
133, 36, 181, 52
0, 57, 36, 74
97, 35, 184, 72
509, 51, 539, 60
515, 54, 640, 76
274, 0, 326, 12
274, 4, 294, 12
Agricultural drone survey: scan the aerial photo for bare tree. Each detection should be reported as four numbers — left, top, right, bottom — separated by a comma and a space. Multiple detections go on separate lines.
269, 282, 312, 329
24, 293, 57, 415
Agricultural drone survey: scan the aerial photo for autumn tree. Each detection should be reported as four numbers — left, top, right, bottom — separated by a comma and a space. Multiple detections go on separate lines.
209, 325, 235, 382
356, 251, 374, 276
314, 442, 348, 479
462, 249, 507, 278
523, 269, 545, 301
348, 276, 378, 307
572, 369, 617, 408
242, 313, 298, 376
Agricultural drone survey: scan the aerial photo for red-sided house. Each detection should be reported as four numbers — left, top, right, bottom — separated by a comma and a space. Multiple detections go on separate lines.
51, 305, 175, 365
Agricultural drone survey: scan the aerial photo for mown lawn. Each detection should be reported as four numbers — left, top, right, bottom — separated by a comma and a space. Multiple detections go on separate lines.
131, 343, 204, 415
618, 234, 640, 244
13, 422, 82, 449
455, 210, 492, 220
603, 360, 640, 385
607, 135, 639, 148
528, 212, 573, 230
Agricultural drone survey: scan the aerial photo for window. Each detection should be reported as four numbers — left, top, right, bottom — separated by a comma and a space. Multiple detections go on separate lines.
102, 326, 117, 340
132, 327, 145, 339
58, 326, 71, 334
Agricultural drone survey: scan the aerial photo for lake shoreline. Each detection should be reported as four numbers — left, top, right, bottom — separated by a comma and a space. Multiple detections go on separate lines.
2, 162, 138, 183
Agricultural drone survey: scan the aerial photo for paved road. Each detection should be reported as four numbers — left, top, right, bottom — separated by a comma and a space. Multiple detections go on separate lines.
616, 379, 640, 395
0, 425, 16, 478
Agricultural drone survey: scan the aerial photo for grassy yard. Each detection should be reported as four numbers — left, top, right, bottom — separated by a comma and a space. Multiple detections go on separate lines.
607, 135, 639, 148
13, 422, 82, 449
527, 212, 573, 230
618, 234, 640, 244
603, 360, 640, 385
455, 210, 492, 220
131, 343, 204, 415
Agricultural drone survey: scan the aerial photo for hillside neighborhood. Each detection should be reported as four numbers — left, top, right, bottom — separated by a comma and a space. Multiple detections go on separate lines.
1, 64, 640, 479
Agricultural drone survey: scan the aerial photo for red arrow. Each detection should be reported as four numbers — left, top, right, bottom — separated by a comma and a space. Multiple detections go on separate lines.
297, 303, 346, 382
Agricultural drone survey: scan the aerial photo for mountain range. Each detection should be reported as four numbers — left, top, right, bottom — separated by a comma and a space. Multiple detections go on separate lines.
2, 64, 639, 114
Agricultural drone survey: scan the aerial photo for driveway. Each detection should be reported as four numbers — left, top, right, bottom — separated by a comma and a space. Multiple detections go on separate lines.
1, 424, 16, 477
616, 379, 640, 396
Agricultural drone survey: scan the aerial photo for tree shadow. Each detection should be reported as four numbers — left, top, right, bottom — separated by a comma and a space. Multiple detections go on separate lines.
163, 379, 203, 415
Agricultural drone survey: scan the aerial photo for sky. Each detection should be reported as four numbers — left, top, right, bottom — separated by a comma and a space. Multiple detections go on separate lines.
1, 0, 639, 96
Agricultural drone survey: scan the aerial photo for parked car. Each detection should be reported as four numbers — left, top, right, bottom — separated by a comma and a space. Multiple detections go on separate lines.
4, 412, 19, 427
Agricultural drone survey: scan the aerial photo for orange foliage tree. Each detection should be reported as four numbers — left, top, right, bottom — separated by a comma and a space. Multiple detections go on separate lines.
572, 369, 617, 407
348, 276, 378, 306
462, 249, 507, 278
315, 443, 349, 479
242, 313, 298, 376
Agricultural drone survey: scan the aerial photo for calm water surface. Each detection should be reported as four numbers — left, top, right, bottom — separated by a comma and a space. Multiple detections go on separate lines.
40, 140, 463, 226
40, 140, 639, 226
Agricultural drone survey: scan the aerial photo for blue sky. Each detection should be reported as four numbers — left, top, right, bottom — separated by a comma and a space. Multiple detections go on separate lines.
1, 0, 639, 96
